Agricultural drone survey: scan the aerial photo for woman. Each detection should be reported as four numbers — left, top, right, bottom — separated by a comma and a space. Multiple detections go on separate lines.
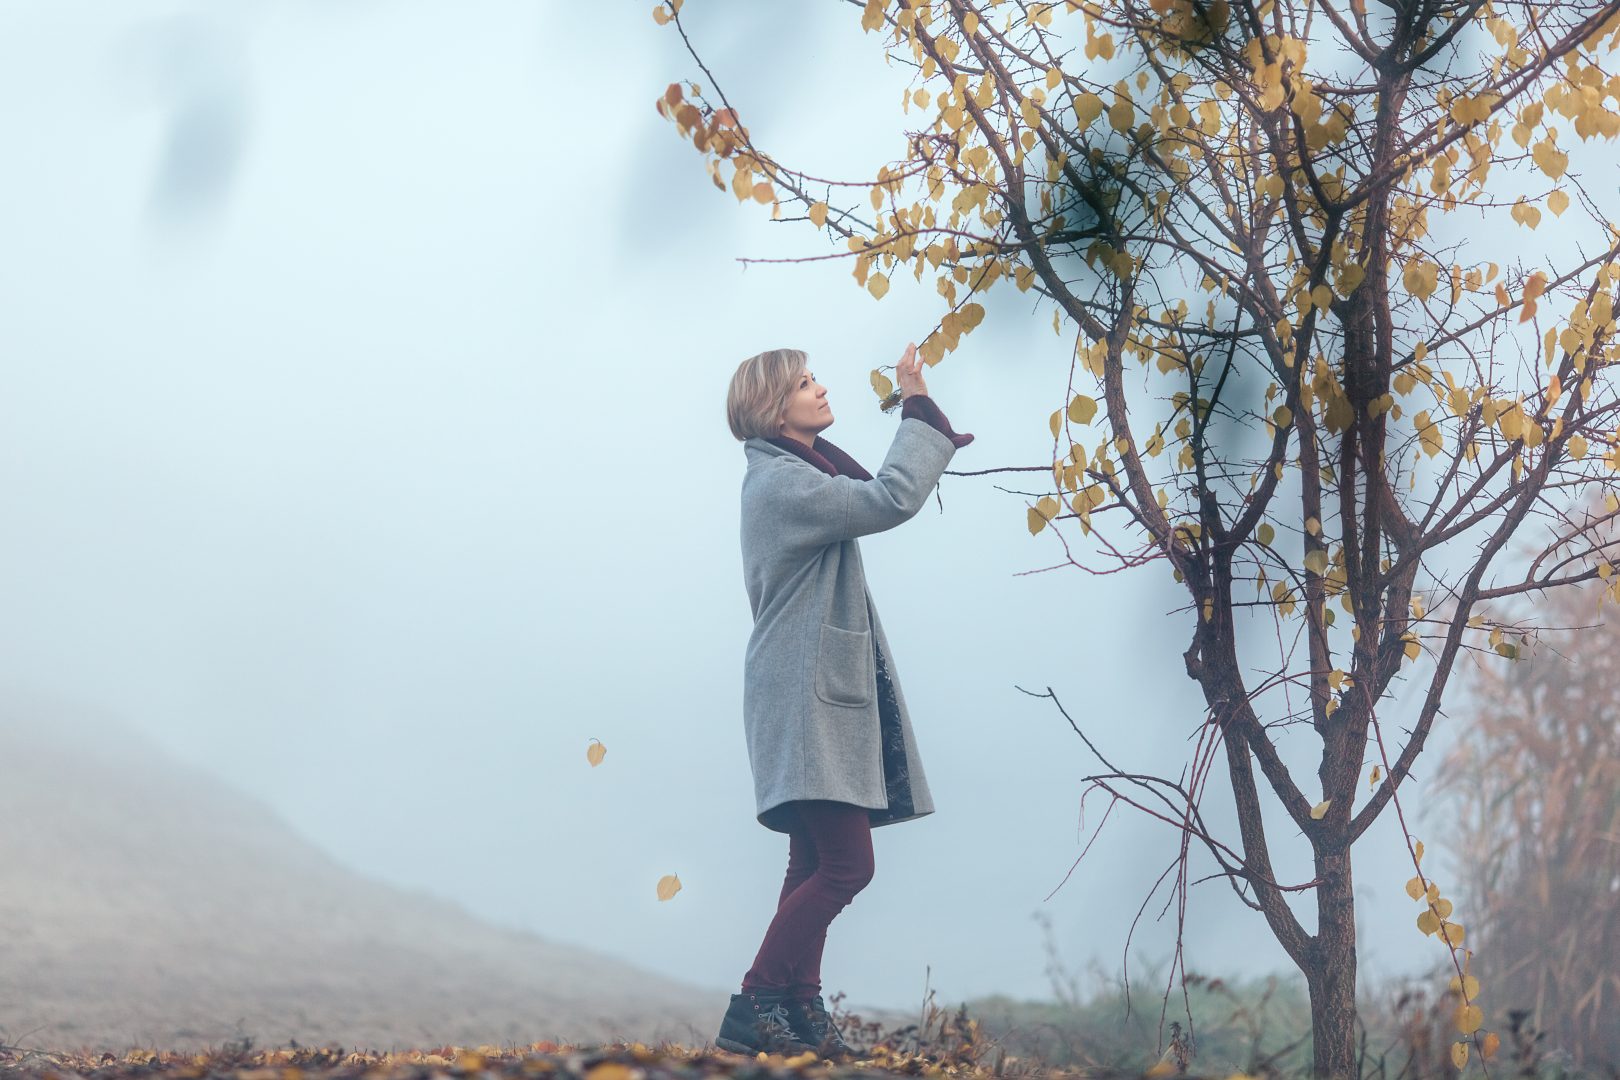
715, 343, 973, 1060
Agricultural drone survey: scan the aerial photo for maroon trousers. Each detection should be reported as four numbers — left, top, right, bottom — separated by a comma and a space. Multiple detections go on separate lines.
740, 800, 874, 998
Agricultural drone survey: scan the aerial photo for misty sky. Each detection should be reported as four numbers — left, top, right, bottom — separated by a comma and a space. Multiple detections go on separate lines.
0, 0, 1590, 1016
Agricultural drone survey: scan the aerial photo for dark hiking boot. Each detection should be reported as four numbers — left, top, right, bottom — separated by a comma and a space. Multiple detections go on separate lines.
715, 990, 815, 1056
788, 993, 859, 1062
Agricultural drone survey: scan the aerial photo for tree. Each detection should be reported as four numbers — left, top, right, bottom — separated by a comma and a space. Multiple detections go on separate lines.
654, 0, 1620, 1074
1441, 574, 1620, 1069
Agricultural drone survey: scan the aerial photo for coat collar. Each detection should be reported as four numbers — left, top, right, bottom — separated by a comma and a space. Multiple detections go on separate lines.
744, 433, 874, 481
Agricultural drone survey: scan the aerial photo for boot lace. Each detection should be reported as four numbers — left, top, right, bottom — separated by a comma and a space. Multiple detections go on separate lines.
802, 996, 846, 1045
756, 1002, 796, 1039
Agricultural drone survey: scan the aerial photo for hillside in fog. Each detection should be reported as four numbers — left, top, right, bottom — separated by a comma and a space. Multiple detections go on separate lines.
0, 698, 722, 1053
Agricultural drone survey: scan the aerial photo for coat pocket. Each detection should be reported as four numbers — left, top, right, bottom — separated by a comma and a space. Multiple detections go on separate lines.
813, 622, 873, 708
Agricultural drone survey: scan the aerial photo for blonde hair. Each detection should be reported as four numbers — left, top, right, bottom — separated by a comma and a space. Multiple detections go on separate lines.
726, 348, 808, 441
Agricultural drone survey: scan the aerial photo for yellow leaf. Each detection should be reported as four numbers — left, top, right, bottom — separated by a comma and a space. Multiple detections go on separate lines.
1108, 96, 1134, 133
1068, 395, 1099, 425
1406, 875, 1425, 900
1418, 909, 1441, 935
1404, 260, 1439, 300
1074, 93, 1104, 127
1451, 1041, 1469, 1070
1368, 765, 1382, 789
652, 5, 670, 25
809, 201, 829, 227
1416, 411, 1443, 458
1028, 507, 1048, 535
871, 369, 895, 399
1532, 139, 1569, 179
1483, 1032, 1501, 1060
1523, 271, 1547, 305
1439, 921, 1466, 946
656, 873, 682, 901
587, 740, 606, 767
1548, 189, 1570, 216
1273, 405, 1293, 427
1310, 799, 1331, 820
867, 272, 890, 300
1073, 484, 1107, 514
1305, 549, 1329, 576
861, 0, 884, 32
1258, 523, 1275, 546
1450, 974, 1481, 999
1569, 433, 1589, 458
752, 181, 775, 205
1337, 261, 1366, 295
1455, 1005, 1483, 1035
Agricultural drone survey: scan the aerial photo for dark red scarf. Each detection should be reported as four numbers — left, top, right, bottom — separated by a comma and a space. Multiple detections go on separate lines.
764, 394, 973, 479
764, 434, 875, 480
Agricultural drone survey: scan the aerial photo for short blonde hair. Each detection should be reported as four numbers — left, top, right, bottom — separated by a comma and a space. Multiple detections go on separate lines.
726, 348, 807, 441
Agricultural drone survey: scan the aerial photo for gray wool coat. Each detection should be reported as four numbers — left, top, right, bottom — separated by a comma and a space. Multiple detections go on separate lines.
738, 417, 959, 834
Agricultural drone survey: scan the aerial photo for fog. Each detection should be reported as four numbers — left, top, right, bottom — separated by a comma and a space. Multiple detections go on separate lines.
0, 0, 1565, 1025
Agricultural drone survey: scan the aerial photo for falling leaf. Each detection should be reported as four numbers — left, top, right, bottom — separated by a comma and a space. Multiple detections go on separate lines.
587, 740, 607, 767
656, 874, 682, 901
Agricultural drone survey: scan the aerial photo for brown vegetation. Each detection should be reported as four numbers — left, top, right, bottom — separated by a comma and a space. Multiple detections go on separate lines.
1443, 577, 1620, 1069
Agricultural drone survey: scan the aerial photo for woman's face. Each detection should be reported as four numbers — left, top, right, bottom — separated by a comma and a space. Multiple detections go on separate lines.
778, 367, 833, 438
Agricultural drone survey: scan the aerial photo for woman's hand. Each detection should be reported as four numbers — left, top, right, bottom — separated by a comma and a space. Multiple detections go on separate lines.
897, 342, 928, 400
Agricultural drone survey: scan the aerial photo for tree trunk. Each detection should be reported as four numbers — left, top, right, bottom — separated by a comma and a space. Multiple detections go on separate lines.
1304, 848, 1359, 1079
